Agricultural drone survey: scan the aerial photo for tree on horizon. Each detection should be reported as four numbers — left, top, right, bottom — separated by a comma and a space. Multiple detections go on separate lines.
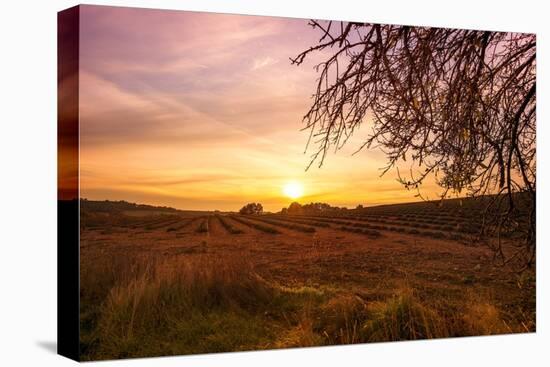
239, 202, 264, 215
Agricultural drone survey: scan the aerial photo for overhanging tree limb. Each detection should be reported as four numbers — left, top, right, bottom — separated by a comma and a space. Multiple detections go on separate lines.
292, 22, 536, 268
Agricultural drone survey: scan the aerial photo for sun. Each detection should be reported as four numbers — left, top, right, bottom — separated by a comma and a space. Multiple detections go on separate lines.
283, 181, 304, 199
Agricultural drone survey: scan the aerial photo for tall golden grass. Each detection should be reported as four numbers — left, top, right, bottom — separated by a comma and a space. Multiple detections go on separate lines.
81, 252, 284, 359
80, 250, 529, 360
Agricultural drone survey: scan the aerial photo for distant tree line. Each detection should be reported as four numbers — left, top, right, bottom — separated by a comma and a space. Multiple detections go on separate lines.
80, 199, 179, 213
281, 202, 362, 215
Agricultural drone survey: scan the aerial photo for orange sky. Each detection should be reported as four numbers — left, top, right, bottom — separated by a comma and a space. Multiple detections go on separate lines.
78, 6, 441, 212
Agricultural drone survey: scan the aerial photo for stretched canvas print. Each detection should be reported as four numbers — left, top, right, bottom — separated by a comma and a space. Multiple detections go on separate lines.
58, 4, 536, 361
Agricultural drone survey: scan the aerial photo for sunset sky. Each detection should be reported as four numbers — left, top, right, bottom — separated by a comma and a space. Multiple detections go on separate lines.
78, 5, 440, 212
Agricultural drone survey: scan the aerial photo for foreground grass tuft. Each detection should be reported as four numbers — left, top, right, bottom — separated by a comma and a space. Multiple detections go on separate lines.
360, 288, 448, 341
80, 253, 325, 360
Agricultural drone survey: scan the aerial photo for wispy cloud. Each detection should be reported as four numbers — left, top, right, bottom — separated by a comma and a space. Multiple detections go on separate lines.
251, 56, 278, 71
78, 6, 438, 211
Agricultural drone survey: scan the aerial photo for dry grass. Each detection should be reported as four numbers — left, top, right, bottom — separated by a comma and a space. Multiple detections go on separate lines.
80, 249, 531, 360
81, 251, 327, 360
323, 287, 523, 344
460, 292, 510, 335
81, 253, 274, 359
359, 288, 449, 341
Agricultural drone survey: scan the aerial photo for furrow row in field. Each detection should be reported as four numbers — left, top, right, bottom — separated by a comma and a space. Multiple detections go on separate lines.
166, 218, 197, 232
264, 215, 330, 228
215, 215, 244, 234
357, 214, 479, 231
128, 215, 180, 229
357, 208, 478, 220
276, 215, 466, 241
352, 214, 473, 231
271, 215, 382, 236
244, 215, 316, 233
196, 217, 209, 233
229, 216, 280, 234
296, 214, 477, 236
338, 226, 382, 237
144, 217, 186, 230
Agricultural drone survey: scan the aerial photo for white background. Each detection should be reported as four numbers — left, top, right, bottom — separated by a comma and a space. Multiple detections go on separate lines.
0, 0, 547, 365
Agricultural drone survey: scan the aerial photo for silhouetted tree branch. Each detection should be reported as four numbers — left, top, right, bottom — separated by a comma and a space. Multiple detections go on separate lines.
292, 22, 536, 268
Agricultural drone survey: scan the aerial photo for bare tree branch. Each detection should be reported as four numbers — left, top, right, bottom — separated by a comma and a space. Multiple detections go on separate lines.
293, 22, 536, 268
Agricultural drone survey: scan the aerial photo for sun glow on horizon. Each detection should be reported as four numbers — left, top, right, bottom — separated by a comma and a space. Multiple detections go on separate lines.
76, 7, 444, 212
283, 181, 304, 199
